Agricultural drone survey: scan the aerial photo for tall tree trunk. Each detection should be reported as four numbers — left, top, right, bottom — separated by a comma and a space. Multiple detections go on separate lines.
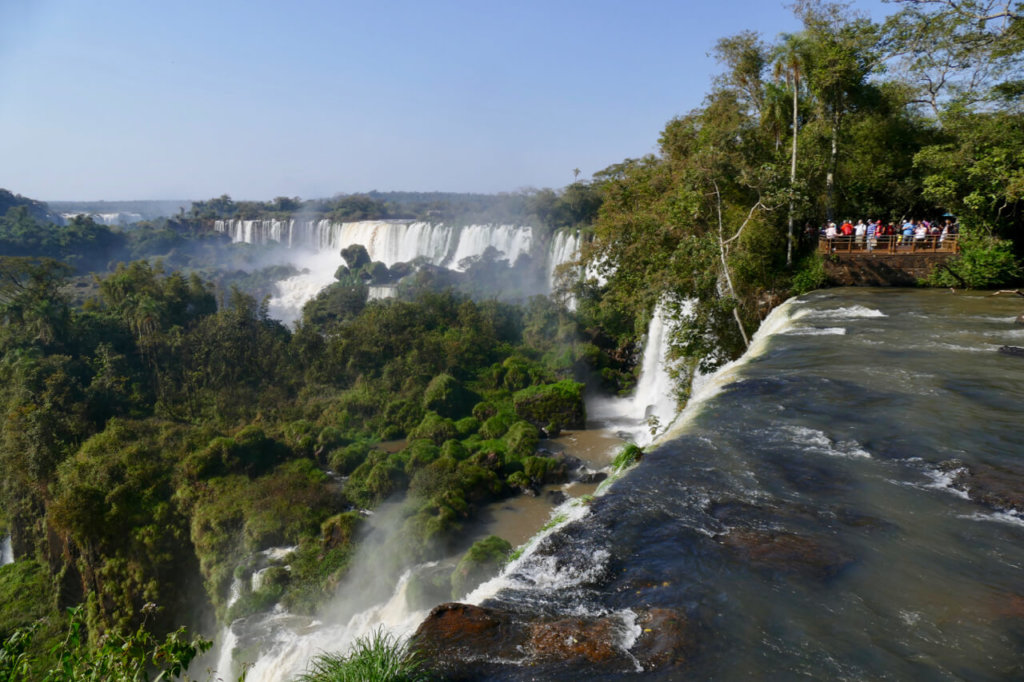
787, 81, 799, 266
826, 110, 839, 222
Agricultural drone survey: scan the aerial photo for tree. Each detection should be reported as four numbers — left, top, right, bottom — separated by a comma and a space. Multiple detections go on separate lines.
773, 33, 810, 264
796, 1, 882, 221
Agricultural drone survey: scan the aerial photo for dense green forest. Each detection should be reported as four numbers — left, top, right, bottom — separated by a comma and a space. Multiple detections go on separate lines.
1, 0, 1022, 679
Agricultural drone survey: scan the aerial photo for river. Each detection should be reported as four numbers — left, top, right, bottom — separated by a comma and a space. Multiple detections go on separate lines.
455, 288, 1024, 680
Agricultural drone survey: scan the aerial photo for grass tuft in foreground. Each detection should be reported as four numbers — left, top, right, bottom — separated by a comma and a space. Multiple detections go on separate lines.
297, 627, 430, 682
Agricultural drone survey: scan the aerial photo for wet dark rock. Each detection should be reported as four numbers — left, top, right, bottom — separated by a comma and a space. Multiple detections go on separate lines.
633, 608, 695, 669
556, 453, 585, 471
719, 529, 853, 579
998, 345, 1024, 357
528, 616, 622, 663
411, 603, 529, 678
576, 469, 608, 484
940, 459, 1024, 513
546, 489, 569, 505
412, 603, 695, 678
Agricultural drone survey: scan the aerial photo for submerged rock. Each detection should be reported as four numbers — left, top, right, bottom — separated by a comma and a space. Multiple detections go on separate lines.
719, 529, 853, 579
940, 459, 1024, 513
998, 345, 1024, 357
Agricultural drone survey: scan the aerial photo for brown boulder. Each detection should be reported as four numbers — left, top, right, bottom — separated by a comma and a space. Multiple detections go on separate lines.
633, 607, 694, 669
412, 602, 695, 677
942, 460, 1024, 514
528, 617, 620, 663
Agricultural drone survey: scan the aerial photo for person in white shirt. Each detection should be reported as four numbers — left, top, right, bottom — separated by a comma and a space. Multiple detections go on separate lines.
854, 220, 867, 244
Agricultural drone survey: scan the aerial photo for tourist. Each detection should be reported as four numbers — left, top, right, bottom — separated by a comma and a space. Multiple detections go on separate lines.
866, 219, 877, 251
854, 219, 866, 245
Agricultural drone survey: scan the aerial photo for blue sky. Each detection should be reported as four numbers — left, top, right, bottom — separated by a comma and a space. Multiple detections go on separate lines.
0, 0, 893, 201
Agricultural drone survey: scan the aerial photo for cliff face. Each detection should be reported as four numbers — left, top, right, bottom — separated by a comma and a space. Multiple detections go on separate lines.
823, 253, 953, 286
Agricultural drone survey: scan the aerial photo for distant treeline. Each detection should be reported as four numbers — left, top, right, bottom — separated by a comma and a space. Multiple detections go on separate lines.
187, 185, 602, 231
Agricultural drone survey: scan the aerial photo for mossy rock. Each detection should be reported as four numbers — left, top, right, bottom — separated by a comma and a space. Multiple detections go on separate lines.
454, 416, 480, 438
450, 535, 512, 599
422, 374, 480, 419
479, 412, 515, 440
440, 439, 470, 462
408, 412, 458, 445
328, 441, 376, 475
404, 439, 441, 476
472, 401, 498, 421
321, 511, 363, 550
513, 380, 586, 434
505, 421, 540, 460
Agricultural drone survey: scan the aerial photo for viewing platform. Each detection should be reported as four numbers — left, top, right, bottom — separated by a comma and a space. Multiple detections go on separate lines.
818, 234, 959, 255
819, 235, 960, 286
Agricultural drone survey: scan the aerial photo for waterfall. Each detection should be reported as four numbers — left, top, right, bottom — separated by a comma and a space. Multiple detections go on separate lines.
588, 301, 693, 446
214, 219, 533, 270
630, 304, 681, 431
547, 230, 581, 292
1, 535, 12, 566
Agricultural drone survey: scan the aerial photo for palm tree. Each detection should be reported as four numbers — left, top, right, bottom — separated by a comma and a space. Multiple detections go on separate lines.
773, 33, 808, 266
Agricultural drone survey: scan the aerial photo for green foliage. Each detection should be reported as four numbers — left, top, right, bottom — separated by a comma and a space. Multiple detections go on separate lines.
612, 443, 644, 471
927, 233, 1021, 288
421, 373, 478, 418
1, 606, 210, 682
296, 627, 428, 682
512, 380, 586, 433
790, 253, 827, 294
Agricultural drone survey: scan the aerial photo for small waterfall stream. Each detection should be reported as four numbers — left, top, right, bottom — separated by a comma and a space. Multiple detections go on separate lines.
0, 535, 12, 566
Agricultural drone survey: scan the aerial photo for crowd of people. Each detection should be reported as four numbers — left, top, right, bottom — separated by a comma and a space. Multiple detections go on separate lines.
817, 217, 959, 250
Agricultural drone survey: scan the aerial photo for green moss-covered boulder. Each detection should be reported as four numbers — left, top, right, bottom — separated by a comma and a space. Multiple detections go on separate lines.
454, 416, 480, 438
440, 439, 470, 462
321, 511, 363, 550
513, 380, 586, 434
422, 374, 480, 419
479, 412, 515, 440
408, 412, 458, 445
505, 421, 540, 460
451, 535, 512, 598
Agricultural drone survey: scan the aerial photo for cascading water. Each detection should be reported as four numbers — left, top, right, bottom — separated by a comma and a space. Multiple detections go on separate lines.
590, 301, 693, 446
547, 230, 581, 288
436, 289, 1024, 680
0, 535, 12, 566
215, 219, 543, 324
214, 219, 532, 271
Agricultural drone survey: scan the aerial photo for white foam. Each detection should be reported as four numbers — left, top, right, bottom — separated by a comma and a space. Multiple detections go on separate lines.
812, 305, 887, 319
779, 426, 872, 459
959, 510, 1024, 528
785, 327, 847, 336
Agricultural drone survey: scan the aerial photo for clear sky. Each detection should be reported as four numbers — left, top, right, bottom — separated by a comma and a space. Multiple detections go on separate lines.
0, 0, 894, 201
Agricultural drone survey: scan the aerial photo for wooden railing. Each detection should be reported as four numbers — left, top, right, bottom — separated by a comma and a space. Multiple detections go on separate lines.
818, 234, 960, 255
